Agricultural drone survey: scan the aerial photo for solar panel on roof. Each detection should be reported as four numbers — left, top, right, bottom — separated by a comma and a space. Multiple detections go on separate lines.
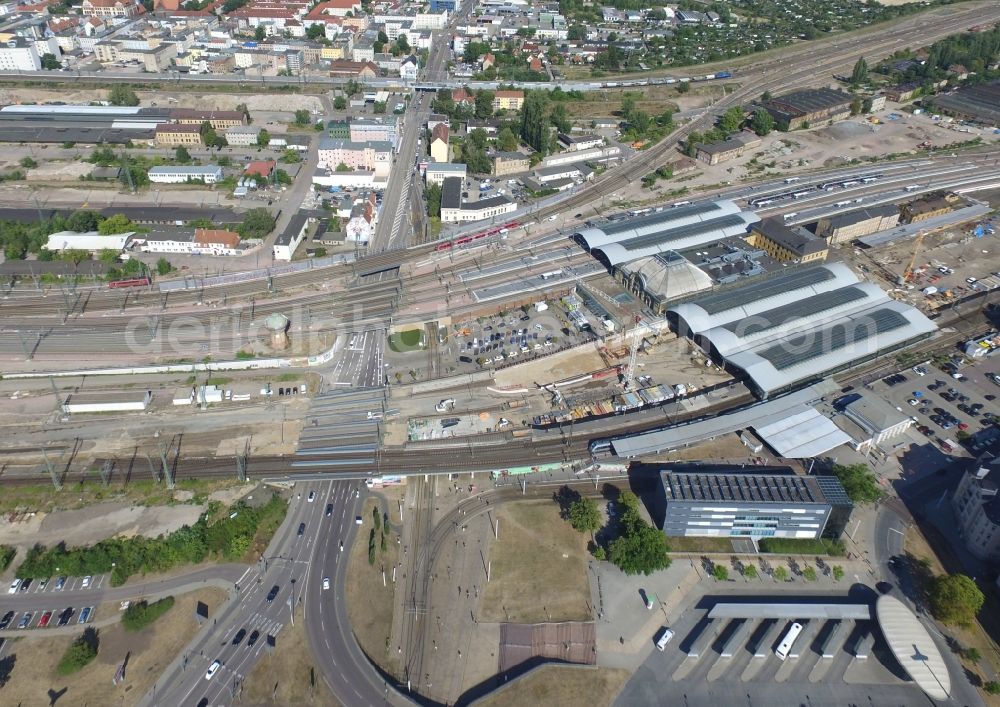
695, 266, 836, 315
721, 286, 870, 336
620, 214, 746, 252
755, 308, 909, 370
599, 201, 722, 236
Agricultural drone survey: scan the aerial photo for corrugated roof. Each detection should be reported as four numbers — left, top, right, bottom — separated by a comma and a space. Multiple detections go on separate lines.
876, 595, 951, 701
753, 408, 852, 458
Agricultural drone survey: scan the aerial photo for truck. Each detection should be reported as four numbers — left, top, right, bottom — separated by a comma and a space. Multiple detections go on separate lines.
435, 398, 456, 412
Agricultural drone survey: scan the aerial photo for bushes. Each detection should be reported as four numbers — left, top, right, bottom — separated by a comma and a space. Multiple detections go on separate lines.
17, 494, 287, 586
0, 545, 14, 571
758, 538, 846, 556
122, 596, 175, 632
57, 628, 99, 675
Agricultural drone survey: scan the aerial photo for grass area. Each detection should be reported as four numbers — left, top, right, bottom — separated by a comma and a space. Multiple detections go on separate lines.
0, 588, 225, 707
475, 665, 630, 707
243, 605, 339, 706
122, 596, 174, 632
345, 498, 400, 679
277, 372, 300, 382
0, 477, 247, 515
387, 329, 425, 352
758, 538, 846, 556
666, 536, 734, 553
479, 500, 591, 623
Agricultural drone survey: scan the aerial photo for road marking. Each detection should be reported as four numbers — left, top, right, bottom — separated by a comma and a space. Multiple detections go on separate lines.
888, 527, 904, 536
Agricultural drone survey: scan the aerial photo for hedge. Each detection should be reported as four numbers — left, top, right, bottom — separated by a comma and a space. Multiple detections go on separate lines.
122, 596, 175, 632
758, 538, 846, 556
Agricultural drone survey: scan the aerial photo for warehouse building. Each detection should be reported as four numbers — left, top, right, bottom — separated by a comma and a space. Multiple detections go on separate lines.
652, 465, 852, 540
762, 88, 853, 130
934, 82, 1000, 126
815, 205, 900, 245
667, 263, 937, 398
574, 200, 759, 269
147, 165, 224, 184
746, 217, 828, 263
900, 192, 959, 224
695, 131, 761, 165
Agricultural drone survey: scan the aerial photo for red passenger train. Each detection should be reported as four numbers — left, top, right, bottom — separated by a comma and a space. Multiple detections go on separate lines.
434, 221, 519, 252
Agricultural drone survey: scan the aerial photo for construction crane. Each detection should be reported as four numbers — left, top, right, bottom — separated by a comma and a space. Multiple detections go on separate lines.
901, 229, 926, 284
623, 315, 642, 391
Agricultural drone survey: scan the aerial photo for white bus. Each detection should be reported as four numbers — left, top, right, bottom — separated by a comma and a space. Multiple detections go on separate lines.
775, 622, 803, 661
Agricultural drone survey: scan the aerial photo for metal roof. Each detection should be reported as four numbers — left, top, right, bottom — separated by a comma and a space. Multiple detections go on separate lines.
876, 594, 951, 701
593, 212, 758, 267
753, 407, 852, 458
574, 200, 741, 251
709, 603, 871, 620
662, 469, 827, 504
720, 285, 870, 336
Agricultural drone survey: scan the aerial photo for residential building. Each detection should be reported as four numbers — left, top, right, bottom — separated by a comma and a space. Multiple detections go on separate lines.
170, 109, 246, 130
350, 116, 399, 149
952, 459, 1000, 562
245, 160, 276, 179
695, 131, 762, 165
838, 394, 914, 454
815, 205, 900, 245
900, 192, 959, 224
225, 125, 262, 146
81, 0, 143, 18
317, 138, 392, 177
329, 59, 378, 78
653, 465, 851, 540
440, 177, 516, 223
273, 211, 310, 260
0, 37, 40, 71
746, 217, 828, 264
430, 122, 449, 162
154, 123, 203, 147
490, 151, 529, 176
147, 165, 223, 184
400, 54, 418, 80
492, 89, 524, 111
427, 113, 449, 132
424, 162, 466, 186
345, 191, 377, 243
134, 228, 241, 255
763, 88, 853, 130
327, 121, 350, 140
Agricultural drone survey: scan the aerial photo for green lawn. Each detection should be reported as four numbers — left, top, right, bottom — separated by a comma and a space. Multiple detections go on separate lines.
387, 329, 424, 352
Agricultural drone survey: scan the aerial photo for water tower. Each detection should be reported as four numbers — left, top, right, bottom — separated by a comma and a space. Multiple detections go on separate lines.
264, 313, 290, 350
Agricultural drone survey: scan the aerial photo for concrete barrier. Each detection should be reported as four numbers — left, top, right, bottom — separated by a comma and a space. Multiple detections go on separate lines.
752, 619, 782, 658
720, 619, 756, 658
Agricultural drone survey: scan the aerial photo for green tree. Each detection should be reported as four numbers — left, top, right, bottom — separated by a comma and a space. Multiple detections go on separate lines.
281, 149, 301, 163
306, 24, 325, 40
394, 35, 409, 54
567, 497, 601, 534
742, 564, 757, 579
929, 574, 984, 626
199, 121, 221, 148
567, 25, 586, 41
273, 169, 292, 185
961, 647, 982, 663
373, 101, 386, 114
497, 126, 519, 152
713, 565, 729, 581
236, 208, 275, 239
98, 213, 134, 235
254, 25, 265, 41
333, 96, 347, 110
155, 258, 173, 276
803, 566, 818, 581
293, 109, 311, 126
773, 566, 789, 581
676, 81, 690, 94
550, 103, 571, 134
372, 505, 381, 531
519, 91, 550, 154
831, 464, 882, 503
474, 90, 494, 119
257, 129, 271, 147
424, 182, 442, 218
41, 53, 61, 70
57, 628, 99, 675
851, 57, 869, 86
108, 85, 139, 107
761, 90, 772, 101
832, 565, 845, 581
719, 106, 745, 134
19, 156, 37, 169
67, 210, 101, 232
174, 145, 192, 163
985, 681, 1000, 695
751, 108, 775, 137
122, 597, 174, 631
684, 131, 702, 157
607, 495, 670, 576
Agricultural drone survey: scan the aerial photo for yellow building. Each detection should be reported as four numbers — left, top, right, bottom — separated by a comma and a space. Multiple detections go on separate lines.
815, 205, 900, 245
154, 123, 204, 147
746, 217, 828, 264
900, 193, 959, 224
491, 90, 524, 112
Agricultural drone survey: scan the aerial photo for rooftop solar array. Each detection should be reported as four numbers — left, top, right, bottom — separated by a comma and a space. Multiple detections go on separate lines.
754, 308, 909, 371
694, 266, 836, 315
663, 471, 825, 504
815, 476, 853, 507
720, 285, 869, 336
599, 201, 722, 236
618, 214, 747, 252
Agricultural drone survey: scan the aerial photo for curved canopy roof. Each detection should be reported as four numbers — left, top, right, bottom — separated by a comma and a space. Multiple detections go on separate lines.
876, 595, 951, 701
575, 200, 741, 251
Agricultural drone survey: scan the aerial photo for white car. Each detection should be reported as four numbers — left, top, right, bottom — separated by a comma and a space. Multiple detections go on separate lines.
912, 366, 927, 376
7, 579, 20, 595
355, 516, 363, 525
307, 491, 315, 503
205, 660, 221, 680
323, 577, 330, 590
81, 576, 92, 589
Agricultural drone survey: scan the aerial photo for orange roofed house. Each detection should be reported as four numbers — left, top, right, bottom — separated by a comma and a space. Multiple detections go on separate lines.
244, 160, 276, 179
193, 228, 241, 255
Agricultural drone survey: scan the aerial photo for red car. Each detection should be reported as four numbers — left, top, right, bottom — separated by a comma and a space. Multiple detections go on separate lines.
38, 610, 53, 628
958, 422, 970, 431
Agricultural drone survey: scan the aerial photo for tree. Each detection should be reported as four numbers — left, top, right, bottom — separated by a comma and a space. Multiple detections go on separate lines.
372, 505, 381, 531
567, 25, 586, 41
254, 25, 266, 41
57, 628, 99, 675
961, 647, 982, 663
742, 564, 757, 579
108, 85, 139, 107
67, 210, 101, 233
719, 106, 746, 134
851, 57, 869, 86
373, 101, 386, 114
293, 109, 311, 126
257, 129, 271, 147
831, 464, 882, 503
606, 495, 670, 576
174, 145, 192, 163
98, 213, 134, 235
676, 81, 690, 94
497, 127, 519, 152
199, 121, 221, 149
761, 90, 772, 101
520, 91, 550, 154
394, 35, 409, 54
155, 258, 173, 276
281, 149, 301, 164
929, 574, 984, 626
474, 90, 494, 120
424, 182, 441, 218
550, 103, 571, 133
19, 157, 37, 169
773, 566, 789, 581
832, 565, 845, 581
803, 566, 817, 581
41, 53, 61, 70
850, 96, 863, 116
713, 565, 729, 581
684, 130, 702, 157
985, 681, 1000, 695
273, 169, 292, 185
567, 497, 601, 535
333, 96, 347, 110
236, 208, 275, 239
306, 24, 326, 40
751, 108, 775, 137
460, 144, 490, 174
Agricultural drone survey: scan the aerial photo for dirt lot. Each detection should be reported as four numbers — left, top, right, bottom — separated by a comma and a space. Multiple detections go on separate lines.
345, 497, 400, 679
0, 87, 323, 115
472, 665, 629, 707
242, 605, 339, 706
0, 588, 226, 707
479, 501, 591, 624
493, 343, 607, 388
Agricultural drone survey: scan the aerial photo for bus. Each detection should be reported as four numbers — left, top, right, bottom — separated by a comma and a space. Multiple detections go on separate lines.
775, 622, 803, 661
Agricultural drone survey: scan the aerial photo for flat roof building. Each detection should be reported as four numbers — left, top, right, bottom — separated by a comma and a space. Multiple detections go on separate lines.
953, 457, 1000, 563
747, 217, 828, 264
652, 465, 850, 540
147, 165, 224, 184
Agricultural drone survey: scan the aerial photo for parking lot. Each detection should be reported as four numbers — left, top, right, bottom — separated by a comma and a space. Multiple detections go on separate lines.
2, 574, 105, 630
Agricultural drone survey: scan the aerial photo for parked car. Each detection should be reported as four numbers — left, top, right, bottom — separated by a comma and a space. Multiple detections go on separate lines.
17, 612, 33, 629
78, 607, 92, 624
0, 611, 14, 629
81, 576, 92, 589
38, 611, 53, 628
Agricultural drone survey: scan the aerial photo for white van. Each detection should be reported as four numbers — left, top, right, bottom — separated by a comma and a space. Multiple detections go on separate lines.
655, 627, 675, 651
